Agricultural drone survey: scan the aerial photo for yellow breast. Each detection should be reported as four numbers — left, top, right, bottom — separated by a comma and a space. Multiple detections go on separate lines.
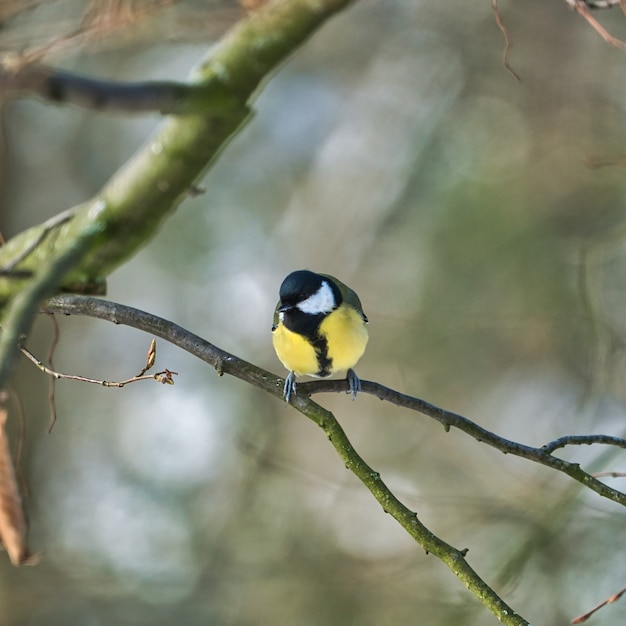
272, 306, 368, 378
319, 306, 368, 374
272, 324, 320, 377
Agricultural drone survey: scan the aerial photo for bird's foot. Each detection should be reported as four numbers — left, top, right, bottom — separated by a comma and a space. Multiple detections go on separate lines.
346, 369, 361, 400
283, 372, 297, 403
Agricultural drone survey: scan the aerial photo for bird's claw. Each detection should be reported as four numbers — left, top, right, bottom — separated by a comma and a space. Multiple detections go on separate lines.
347, 368, 361, 400
283, 372, 297, 403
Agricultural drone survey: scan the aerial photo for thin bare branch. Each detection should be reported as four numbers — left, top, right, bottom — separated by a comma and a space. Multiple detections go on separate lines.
44, 313, 60, 433
0, 62, 210, 113
569, 0, 626, 50
19, 343, 176, 388
586, 154, 626, 168
573, 0, 622, 8
0, 209, 73, 275
593, 471, 626, 477
42, 294, 529, 625
491, 0, 521, 81
42, 295, 626, 509
542, 434, 626, 453
572, 584, 626, 623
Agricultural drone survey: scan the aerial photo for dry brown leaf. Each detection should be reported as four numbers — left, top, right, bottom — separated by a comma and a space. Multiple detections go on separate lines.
0, 394, 37, 566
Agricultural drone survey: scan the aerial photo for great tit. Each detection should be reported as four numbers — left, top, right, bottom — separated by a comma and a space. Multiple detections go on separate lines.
272, 270, 369, 403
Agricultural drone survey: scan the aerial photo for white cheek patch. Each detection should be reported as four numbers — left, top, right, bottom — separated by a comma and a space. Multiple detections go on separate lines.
297, 281, 336, 315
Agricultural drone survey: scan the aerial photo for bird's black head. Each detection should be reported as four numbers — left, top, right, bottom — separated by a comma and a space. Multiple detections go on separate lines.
279, 270, 326, 307
277, 269, 342, 331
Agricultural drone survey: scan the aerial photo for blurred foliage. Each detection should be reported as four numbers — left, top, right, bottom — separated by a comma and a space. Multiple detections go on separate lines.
2, 0, 626, 624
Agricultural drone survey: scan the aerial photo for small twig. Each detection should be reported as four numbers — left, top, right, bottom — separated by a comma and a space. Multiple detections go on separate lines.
0, 269, 33, 278
568, 0, 626, 51
19, 343, 176, 389
592, 471, 626, 477
542, 434, 626, 454
585, 154, 626, 168
491, 0, 522, 81
573, 0, 622, 8
45, 313, 60, 433
572, 584, 626, 623
0, 209, 74, 275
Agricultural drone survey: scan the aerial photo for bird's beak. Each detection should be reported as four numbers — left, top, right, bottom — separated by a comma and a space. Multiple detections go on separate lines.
278, 303, 293, 313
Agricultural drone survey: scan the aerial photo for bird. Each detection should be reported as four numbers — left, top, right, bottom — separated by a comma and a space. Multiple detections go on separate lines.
272, 270, 369, 403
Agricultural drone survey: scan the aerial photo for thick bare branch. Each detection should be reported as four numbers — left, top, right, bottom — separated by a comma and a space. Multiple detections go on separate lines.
0, 0, 358, 306
0, 0, 359, 397
0, 63, 232, 114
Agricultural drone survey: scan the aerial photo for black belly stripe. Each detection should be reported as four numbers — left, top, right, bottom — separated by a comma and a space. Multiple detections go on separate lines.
311, 333, 332, 377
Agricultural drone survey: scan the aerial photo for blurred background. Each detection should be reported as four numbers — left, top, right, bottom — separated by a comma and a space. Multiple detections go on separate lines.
2, 0, 626, 624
